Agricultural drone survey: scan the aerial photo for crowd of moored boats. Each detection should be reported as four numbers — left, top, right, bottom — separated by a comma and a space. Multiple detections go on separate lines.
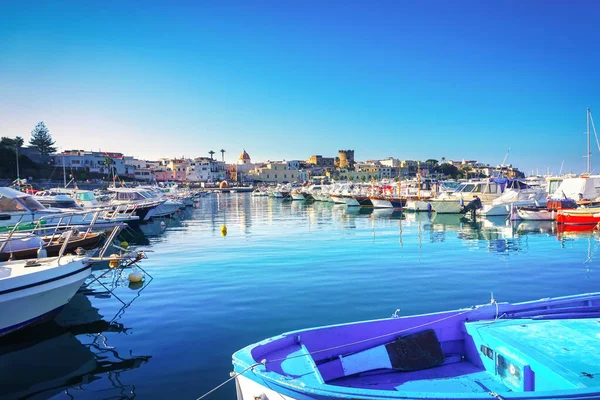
252, 174, 600, 229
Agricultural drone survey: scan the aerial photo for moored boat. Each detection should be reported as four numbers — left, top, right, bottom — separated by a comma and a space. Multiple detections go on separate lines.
0, 254, 92, 336
233, 292, 600, 399
557, 206, 600, 225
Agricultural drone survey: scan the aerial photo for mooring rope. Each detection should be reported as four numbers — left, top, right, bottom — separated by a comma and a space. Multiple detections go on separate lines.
196, 361, 264, 400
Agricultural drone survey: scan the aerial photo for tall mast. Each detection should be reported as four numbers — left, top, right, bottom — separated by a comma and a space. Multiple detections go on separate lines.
587, 108, 591, 174
15, 144, 20, 189
63, 153, 67, 187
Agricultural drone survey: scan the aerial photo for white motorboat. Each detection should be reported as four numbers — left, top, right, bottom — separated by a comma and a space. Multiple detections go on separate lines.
479, 181, 547, 217
0, 254, 92, 336
108, 188, 167, 220
428, 179, 507, 214
0, 188, 137, 229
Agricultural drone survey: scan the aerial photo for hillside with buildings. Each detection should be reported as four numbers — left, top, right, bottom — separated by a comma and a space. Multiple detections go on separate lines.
48, 148, 523, 185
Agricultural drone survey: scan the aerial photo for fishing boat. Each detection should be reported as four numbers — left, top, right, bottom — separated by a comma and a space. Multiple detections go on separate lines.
0, 228, 108, 262
556, 207, 600, 226
233, 292, 600, 399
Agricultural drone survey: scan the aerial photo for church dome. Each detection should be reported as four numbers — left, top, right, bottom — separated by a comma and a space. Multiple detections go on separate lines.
239, 150, 251, 161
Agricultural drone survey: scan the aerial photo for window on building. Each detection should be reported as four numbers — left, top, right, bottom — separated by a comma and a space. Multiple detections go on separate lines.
275, 174, 278, 179
291, 174, 294, 178
284, 174, 287, 178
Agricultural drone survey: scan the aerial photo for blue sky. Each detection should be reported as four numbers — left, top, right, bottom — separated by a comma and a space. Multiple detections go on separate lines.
1, 1, 599, 175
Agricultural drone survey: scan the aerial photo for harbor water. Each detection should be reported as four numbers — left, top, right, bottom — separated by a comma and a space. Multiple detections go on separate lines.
2, 193, 599, 399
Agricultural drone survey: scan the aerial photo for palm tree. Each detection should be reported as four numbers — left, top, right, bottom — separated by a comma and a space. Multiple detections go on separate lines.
209, 150, 215, 160
220, 149, 225, 162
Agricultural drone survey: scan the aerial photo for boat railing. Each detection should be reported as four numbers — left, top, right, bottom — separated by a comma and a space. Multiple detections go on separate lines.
0, 210, 129, 254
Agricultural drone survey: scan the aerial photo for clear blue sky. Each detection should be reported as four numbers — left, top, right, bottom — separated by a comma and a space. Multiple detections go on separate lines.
1, 1, 599, 175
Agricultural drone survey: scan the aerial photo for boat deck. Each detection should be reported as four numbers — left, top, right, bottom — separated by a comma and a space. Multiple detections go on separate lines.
330, 360, 508, 393
467, 317, 600, 389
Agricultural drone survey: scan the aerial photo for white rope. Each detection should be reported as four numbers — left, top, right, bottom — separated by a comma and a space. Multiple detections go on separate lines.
268, 308, 473, 363
195, 361, 264, 400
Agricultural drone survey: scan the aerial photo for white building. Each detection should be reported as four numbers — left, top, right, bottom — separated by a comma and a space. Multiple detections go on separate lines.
187, 157, 226, 182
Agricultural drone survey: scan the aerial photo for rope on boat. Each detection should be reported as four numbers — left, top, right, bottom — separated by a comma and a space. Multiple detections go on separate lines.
195, 308, 473, 398
195, 361, 264, 400
268, 308, 473, 363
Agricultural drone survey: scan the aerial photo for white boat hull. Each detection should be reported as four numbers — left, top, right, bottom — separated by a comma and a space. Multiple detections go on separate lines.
236, 375, 296, 400
331, 196, 346, 204
429, 199, 463, 214
370, 198, 393, 208
480, 200, 539, 217
405, 200, 431, 212
0, 256, 91, 336
291, 193, 305, 201
517, 208, 556, 221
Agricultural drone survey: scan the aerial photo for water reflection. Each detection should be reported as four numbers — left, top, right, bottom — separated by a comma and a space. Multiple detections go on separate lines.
0, 294, 150, 399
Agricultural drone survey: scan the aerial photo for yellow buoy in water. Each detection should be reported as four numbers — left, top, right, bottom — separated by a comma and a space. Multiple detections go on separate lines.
221, 225, 227, 236
109, 253, 119, 268
120, 241, 129, 250
128, 271, 144, 283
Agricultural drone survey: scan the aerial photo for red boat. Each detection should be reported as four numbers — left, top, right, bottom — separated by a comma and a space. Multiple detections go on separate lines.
556, 207, 600, 225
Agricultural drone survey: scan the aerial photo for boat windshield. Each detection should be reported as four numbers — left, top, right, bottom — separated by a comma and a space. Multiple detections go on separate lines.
0, 196, 27, 212
456, 184, 476, 193
76, 192, 96, 201
116, 191, 145, 201
139, 191, 155, 199
18, 195, 46, 211
52, 200, 79, 208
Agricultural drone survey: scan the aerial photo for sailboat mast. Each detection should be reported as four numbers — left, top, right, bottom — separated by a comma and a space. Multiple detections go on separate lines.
15, 145, 20, 188
587, 108, 591, 174
62, 153, 67, 187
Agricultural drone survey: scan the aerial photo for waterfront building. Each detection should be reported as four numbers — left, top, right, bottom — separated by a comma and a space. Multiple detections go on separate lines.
379, 157, 401, 168
187, 157, 226, 182
52, 150, 129, 175
249, 161, 300, 183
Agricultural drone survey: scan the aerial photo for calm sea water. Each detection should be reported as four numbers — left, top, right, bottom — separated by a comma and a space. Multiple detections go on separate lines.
1, 193, 599, 399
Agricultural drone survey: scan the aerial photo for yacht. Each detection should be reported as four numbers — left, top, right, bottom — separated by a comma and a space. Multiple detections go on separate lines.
108, 188, 169, 220
478, 180, 547, 217
428, 179, 506, 214
0, 254, 92, 336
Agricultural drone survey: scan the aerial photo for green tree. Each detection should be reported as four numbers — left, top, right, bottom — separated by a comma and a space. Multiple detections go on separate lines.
29, 122, 56, 155
103, 157, 115, 175
360, 175, 366, 182
437, 163, 460, 179
0, 136, 24, 148
0, 137, 16, 147
426, 159, 438, 165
